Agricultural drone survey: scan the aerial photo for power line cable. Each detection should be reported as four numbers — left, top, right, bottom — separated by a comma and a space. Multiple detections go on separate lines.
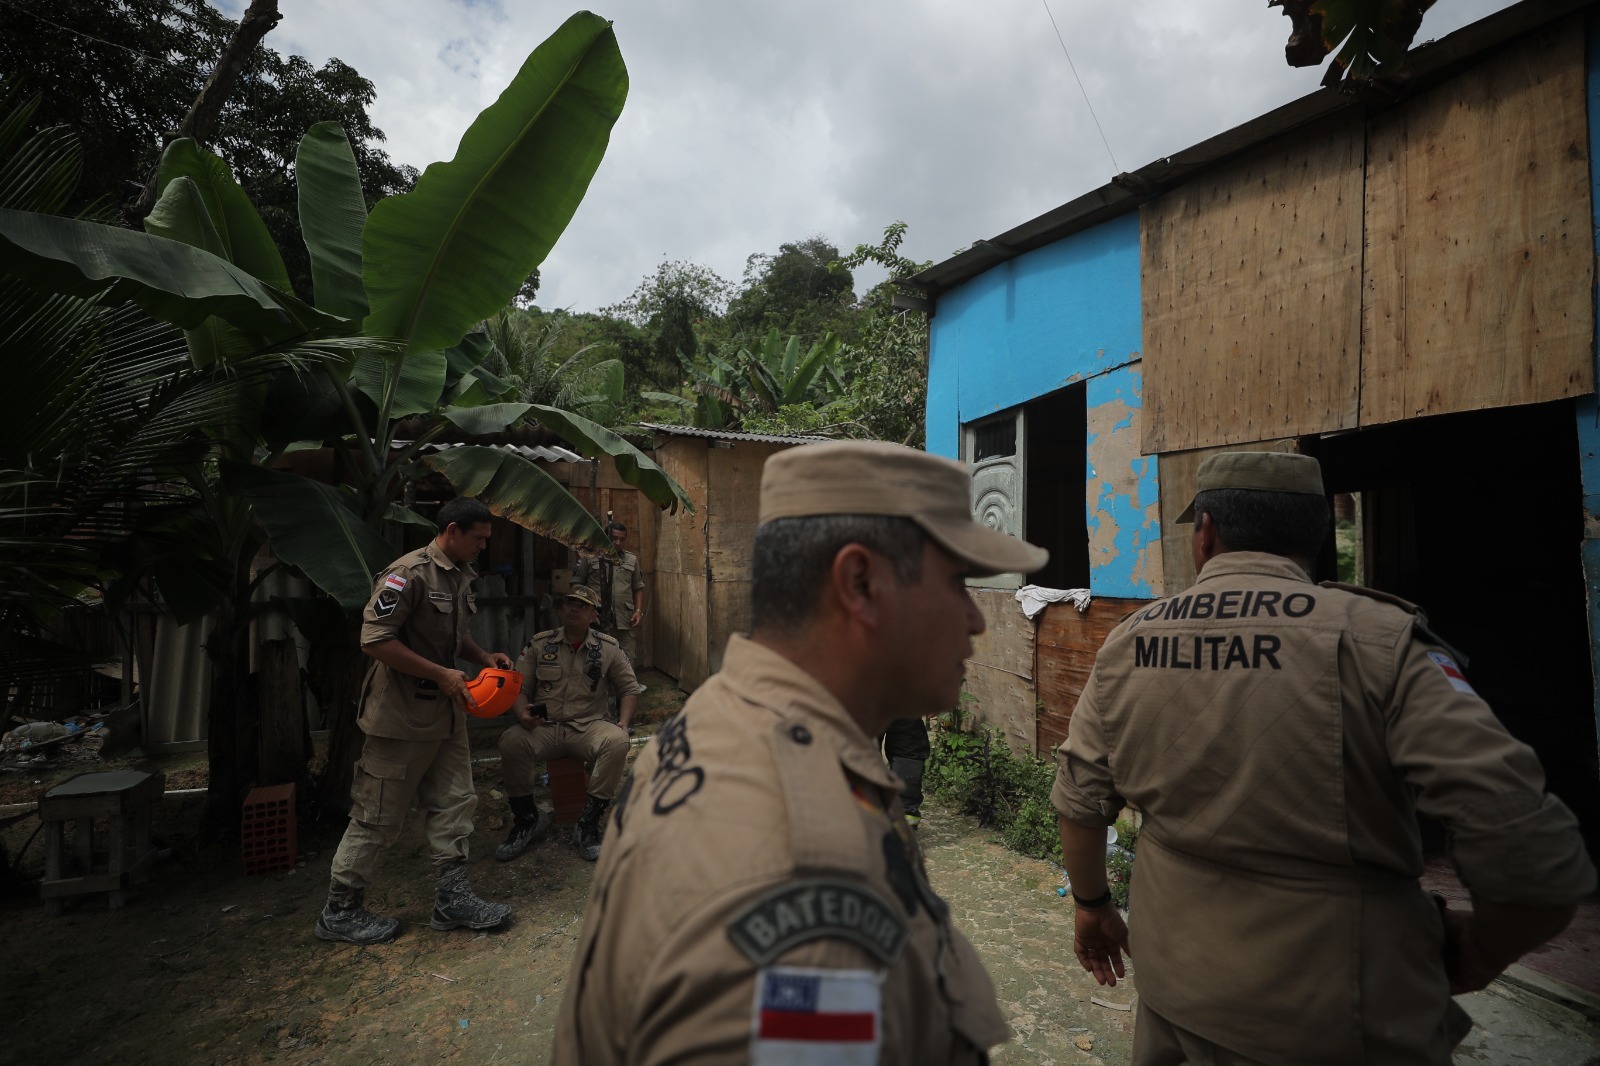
0, 0, 210, 78
1039, 0, 1120, 174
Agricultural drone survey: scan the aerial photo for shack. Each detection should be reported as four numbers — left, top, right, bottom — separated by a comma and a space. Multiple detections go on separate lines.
906, 0, 1600, 847
642, 424, 827, 690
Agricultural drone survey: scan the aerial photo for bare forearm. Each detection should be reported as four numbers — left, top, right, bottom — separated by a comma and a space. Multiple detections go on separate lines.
458, 633, 498, 669
1058, 813, 1110, 899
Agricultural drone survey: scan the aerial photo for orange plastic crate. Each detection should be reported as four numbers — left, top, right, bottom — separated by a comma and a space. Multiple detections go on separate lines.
241, 783, 297, 876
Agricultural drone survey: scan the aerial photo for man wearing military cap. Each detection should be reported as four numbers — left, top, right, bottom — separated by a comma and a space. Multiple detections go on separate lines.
554, 440, 1045, 1064
316, 497, 515, 945
497, 583, 639, 863
1053, 449, 1596, 1064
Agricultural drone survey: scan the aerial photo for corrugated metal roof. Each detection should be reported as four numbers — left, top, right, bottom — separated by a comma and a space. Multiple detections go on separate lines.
903, 0, 1591, 301
637, 422, 833, 445
403, 441, 588, 463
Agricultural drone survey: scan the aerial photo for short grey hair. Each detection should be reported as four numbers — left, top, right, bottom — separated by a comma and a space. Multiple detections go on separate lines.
750, 515, 927, 634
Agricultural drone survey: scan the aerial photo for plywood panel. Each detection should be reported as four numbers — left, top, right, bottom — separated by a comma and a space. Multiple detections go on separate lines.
968, 588, 1033, 679
653, 570, 709, 691
962, 662, 1037, 758
709, 579, 752, 677
1361, 19, 1593, 425
1142, 118, 1364, 453
653, 439, 709, 579
1035, 596, 1144, 757
707, 441, 784, 580
1155, 439, 1299, 595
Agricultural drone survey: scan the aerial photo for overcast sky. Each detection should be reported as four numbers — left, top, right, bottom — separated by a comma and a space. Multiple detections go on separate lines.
230, 1, 1520, 313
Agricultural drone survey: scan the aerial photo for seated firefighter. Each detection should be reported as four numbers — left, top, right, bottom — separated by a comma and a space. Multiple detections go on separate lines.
497, 584, 640, 862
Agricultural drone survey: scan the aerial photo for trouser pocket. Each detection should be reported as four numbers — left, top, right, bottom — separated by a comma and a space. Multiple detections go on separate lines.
351, 754, 410, 826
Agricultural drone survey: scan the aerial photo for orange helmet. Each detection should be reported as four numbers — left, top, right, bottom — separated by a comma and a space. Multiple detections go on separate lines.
464, 668, 522, 718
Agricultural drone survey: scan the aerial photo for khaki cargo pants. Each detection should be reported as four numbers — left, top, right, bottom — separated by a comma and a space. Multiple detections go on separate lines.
498, 716, 628, 800
329, 728, 477, 890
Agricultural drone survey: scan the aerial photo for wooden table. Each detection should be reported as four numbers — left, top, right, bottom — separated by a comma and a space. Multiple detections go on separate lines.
39, 770, 165, 914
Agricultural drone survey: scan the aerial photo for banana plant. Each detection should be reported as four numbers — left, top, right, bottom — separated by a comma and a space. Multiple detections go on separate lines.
0, 11, 691, 615
1271, 0, 1436, 88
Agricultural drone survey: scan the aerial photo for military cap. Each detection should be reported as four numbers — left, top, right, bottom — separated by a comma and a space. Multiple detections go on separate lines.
564, 584, 602, 608
758, 440, 1048, 578
1177, 451, 1326, 522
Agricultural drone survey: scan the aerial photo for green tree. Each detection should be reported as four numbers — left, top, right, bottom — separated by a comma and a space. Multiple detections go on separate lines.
603, 258, 732, 392
726, 236, 856, 342
831, 221, 933, 446
1272, 0, 1437, 88
483, 307, 625, 426
0, 0, 417, 299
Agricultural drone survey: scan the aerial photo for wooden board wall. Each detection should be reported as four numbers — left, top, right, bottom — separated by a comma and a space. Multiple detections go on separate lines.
964, 588, 1036, 755
1361, 19, 1593, 425
1141, 117, 1365, 454
1156, 439, 1300, 594
652, 439, 710, 689
1035, 596, 1143, 756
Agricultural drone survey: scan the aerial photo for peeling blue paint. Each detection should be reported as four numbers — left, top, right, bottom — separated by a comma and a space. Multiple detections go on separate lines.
1086, 368, 1161, 598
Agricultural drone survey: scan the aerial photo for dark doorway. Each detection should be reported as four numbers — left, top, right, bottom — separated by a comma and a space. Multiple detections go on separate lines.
1025, 384, 1090, 590
1303, 399, 1599, 853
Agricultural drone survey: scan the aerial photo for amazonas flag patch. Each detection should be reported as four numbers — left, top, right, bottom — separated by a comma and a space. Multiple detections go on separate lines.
750, 967, 881, 1065
1428, 651, 1475, 694
384, 573, 407, 593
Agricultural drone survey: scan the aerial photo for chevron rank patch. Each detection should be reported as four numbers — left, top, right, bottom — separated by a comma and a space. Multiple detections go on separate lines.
750, 967, 880, 1065
374, 589, 399, 618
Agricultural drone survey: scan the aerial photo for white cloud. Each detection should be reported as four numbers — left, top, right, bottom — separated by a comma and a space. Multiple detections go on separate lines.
256, 0, 1520, 311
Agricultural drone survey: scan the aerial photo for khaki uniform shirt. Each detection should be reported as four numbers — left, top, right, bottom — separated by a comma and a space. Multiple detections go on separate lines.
553, 635, 1009, 1065
516, 628, 640, 723
357, 542, 477, 741
1052, 552, 1596, 1065
573, 550, 645, 628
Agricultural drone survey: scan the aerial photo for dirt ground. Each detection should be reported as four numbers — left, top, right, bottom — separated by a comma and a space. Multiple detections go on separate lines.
1, 671, 1595, 1065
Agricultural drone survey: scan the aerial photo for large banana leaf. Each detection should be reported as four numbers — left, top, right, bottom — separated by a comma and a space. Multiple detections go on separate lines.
440, 402, 532, 436
527, 403, 693, 514
153, 139, 293, 295
143, 176, 263, 368
352, 345, 447, 418
0, 207, 348, 341
421, 444, 611, 550
296, 123, 368, 321
362, 11, 627, 355
221, 459, 396, 609
441, 330, 513, 407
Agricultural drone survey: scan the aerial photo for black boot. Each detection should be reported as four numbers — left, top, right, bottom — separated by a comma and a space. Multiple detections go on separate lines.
430, 861, 512, 931
573, 795, 608, 862
314, 880, 399, 944
495, 795, 552, 862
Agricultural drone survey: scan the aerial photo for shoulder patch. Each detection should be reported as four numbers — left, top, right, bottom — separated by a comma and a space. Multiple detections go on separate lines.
1427, 650, 1476, 694
384, 573, 408, 593
752, 967, 881, 1063
373, 588, 399, 617
727, 878, 908, 967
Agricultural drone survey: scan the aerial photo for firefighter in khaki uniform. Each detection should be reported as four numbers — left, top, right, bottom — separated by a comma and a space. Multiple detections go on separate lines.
316, 498, 515, 945
1054, 452, 1597, 1065
496, 584, 639, 863
554, 441, 1045, 1065
572, 520, 648, 663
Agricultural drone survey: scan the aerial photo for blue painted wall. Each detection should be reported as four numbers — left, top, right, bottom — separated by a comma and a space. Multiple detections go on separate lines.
925, 211, 1155, 597
926, 212, 1143, 460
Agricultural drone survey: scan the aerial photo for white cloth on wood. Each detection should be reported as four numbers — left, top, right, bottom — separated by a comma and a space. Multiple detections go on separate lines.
1016, 585, 1091, 619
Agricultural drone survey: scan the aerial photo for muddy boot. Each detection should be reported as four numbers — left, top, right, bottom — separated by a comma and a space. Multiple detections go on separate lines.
314, 881, 399, 944
573, 795, 608, 862
495, 795, 552, 862
891, 756, 925, 829
430, 862, 512, 931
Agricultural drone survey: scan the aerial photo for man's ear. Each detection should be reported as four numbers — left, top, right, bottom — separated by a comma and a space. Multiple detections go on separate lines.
829, 543, 886, 628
